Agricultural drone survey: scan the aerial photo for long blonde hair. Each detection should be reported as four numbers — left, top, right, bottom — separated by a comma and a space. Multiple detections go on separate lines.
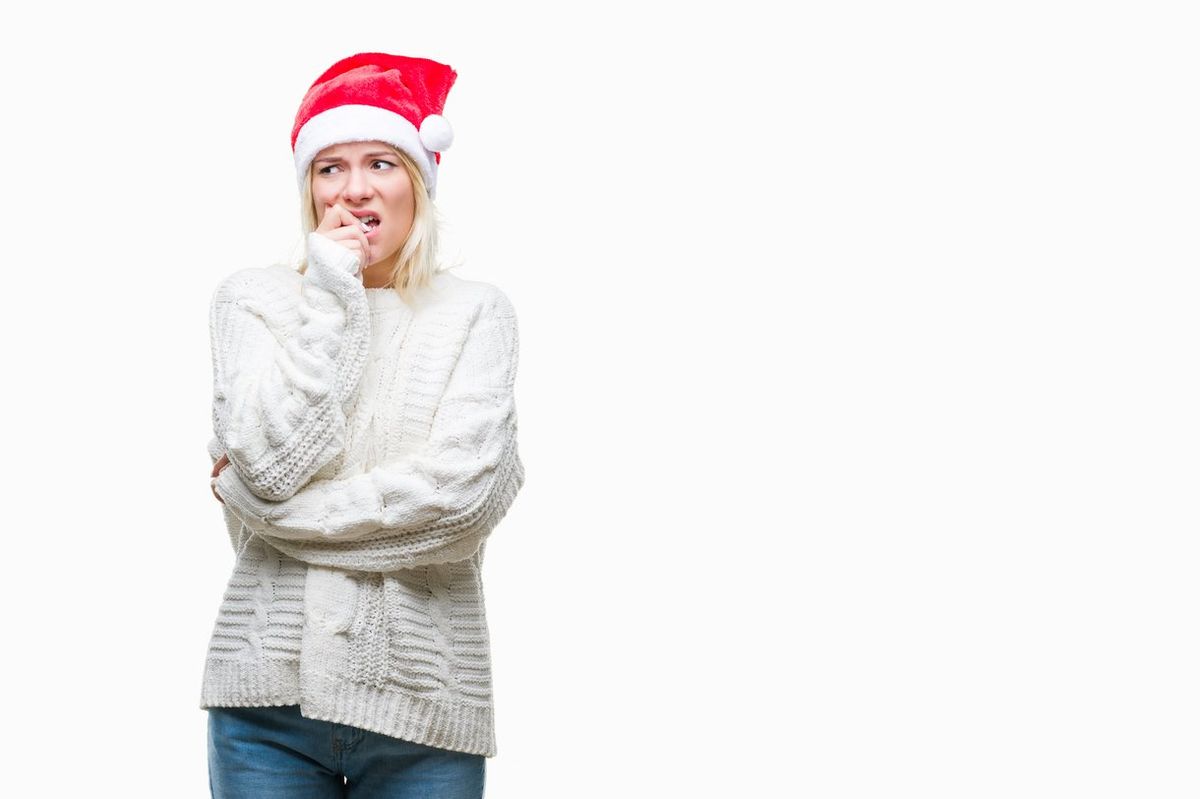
296, 144, 451, 305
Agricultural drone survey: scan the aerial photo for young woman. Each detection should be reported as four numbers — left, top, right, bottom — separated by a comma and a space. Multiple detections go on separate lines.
201, 52, 524, 798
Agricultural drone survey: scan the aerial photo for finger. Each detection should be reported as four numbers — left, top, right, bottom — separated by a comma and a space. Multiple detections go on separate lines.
312, 213, 368, 273
315, 203, 348, 232
355, 228, 372, 265
325, 209, 371, 263
318, 226, 367, 242
320, 202, 365, 232
315, 203, 338, 232
319, 227, 370, 260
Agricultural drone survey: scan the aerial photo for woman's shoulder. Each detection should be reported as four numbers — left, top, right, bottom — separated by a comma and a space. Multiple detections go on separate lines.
212, 264, 301, 301
425, 270, 517, 318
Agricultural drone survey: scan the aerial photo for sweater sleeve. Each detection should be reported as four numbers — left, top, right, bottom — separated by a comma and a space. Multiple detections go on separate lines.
214, 290, 525, 571
210, 232, 371, 502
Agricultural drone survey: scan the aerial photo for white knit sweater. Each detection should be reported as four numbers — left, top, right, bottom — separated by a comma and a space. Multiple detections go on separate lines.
199, 231, 524, 757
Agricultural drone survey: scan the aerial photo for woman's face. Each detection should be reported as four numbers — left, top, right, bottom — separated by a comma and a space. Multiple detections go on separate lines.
310, 140, 416, 272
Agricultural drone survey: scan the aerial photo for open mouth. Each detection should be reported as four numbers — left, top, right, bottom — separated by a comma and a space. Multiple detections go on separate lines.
358, 214, 381, 232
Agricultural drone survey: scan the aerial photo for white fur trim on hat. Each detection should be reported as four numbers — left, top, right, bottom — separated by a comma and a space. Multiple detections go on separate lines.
293, 104, 439, 198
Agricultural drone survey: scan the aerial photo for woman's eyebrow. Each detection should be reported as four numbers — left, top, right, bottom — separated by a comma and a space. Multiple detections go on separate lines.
315, 151, 397, 164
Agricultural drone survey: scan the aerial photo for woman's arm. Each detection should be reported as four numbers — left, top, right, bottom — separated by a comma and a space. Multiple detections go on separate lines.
210, 231, 370, 502
213, 290, 525, 571
206, 435, 252, 555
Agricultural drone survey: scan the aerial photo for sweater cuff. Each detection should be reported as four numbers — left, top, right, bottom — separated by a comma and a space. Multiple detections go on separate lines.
306, 230, 363, 278
215, 464, 269, 527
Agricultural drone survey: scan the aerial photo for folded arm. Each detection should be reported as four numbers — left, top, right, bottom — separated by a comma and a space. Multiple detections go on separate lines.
210, 232, 370, 501
214, 290, 525, 571
207, 435, 251, 555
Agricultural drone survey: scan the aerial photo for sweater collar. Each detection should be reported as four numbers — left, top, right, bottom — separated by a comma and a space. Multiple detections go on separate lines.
364, 286, 407, 311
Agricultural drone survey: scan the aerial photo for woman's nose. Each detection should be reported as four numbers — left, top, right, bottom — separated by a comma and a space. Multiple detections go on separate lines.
341, 167, 373, 201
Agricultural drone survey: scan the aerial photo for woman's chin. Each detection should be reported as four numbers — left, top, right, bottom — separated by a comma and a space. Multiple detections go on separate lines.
369, 247, 400, 268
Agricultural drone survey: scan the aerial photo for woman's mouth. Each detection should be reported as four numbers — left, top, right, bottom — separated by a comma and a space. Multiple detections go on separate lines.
358, 214, 382, 237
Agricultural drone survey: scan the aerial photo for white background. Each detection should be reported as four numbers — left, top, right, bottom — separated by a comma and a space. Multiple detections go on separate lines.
2, 1, 1197, 796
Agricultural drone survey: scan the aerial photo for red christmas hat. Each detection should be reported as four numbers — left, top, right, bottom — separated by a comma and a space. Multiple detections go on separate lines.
291, 52, 458, 199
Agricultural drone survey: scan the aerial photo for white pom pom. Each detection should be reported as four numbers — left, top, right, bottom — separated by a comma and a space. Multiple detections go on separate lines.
419, 114, 454, 152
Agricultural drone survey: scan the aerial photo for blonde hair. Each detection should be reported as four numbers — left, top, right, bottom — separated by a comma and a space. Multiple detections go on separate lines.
296, 144, 452, 305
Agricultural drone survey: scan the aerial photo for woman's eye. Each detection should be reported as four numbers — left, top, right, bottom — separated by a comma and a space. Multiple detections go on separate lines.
317, 161, 392, 175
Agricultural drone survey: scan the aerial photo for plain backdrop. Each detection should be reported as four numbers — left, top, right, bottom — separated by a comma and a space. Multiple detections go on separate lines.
2, 1, 1197, 796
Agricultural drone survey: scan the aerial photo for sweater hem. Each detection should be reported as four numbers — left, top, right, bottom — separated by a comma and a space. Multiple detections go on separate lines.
300, 670, 497, 758
198, 659, 496, 758
199, 657, 302, 708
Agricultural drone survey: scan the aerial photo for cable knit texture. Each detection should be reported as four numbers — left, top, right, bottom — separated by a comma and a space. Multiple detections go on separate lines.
210, 232, 373, 501
200, 232, 524, 758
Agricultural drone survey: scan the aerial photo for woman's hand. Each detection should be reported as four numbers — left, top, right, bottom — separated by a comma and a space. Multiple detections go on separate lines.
211, 452, 230, 505
314, 202, 372, 277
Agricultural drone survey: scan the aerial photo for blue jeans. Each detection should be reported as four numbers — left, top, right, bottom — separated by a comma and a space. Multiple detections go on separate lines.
207, 704, 486, 798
